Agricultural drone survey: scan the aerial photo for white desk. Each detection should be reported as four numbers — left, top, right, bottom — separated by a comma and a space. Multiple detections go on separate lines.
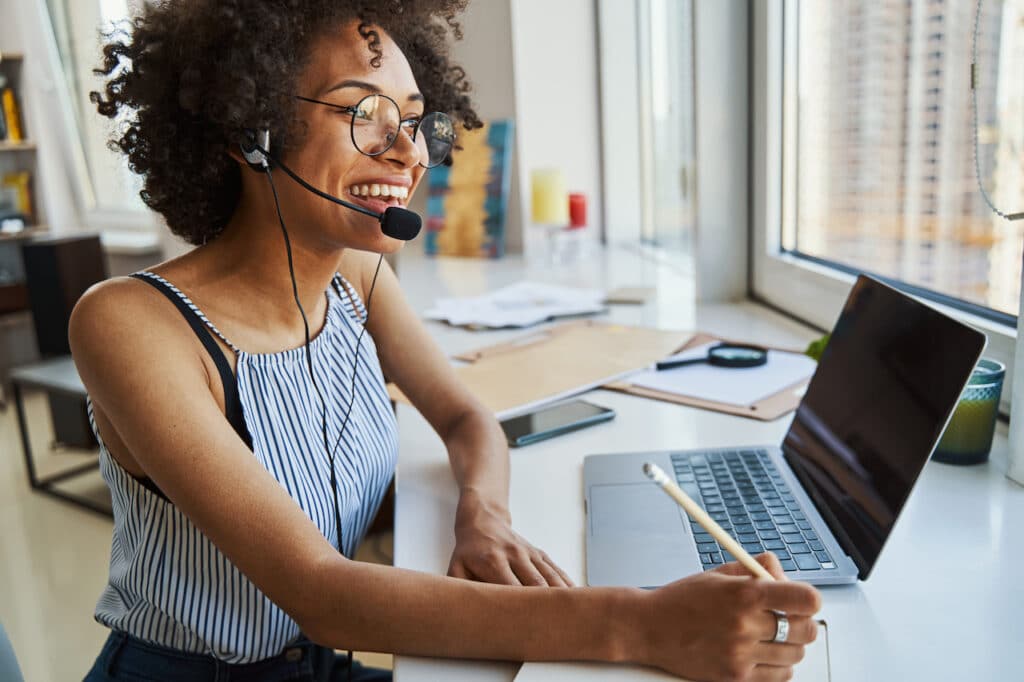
391, 246, 1024, 681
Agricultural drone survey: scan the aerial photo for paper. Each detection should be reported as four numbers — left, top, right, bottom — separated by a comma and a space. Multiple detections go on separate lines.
424, 281, 606, 329
604, 286, 656, 305
389, 322, 690, 419
628, 343, 817, 407
514, 620, 830, 681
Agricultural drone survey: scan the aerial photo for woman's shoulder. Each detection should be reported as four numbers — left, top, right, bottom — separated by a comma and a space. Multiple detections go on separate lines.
74, 244, 200, 327
337, 249, 396, 303
74, 274, 158, 316
69, 274, 201, 364
74, 273, 171, 318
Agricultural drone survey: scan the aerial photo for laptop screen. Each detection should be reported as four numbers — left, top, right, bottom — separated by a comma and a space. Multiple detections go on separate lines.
781, 276, 985, 579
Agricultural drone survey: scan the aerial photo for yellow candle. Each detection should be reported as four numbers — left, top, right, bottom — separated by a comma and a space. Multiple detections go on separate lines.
531, 168, 569, 225
933, 358, 1004, 465
936, 396, 999, 455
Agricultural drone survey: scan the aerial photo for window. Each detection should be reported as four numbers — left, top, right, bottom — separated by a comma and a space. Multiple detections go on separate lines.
783, 0, 1024, 319
597, 0, 696, 261
636, 0, 696, 255
752, 0, 1023, 411
44, 0, 151, 218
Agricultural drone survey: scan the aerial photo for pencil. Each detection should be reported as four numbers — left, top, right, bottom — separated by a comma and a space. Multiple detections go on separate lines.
643, 462, 775, 581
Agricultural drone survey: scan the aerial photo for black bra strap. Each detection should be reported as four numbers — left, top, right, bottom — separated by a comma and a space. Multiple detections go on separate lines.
131, 274, 253, 450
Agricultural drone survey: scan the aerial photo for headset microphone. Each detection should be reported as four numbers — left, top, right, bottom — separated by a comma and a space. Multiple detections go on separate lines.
240, 131, 422, 241
378, 206, 422, 241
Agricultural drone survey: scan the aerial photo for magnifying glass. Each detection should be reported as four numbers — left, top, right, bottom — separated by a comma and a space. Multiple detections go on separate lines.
656, 343, 768, 371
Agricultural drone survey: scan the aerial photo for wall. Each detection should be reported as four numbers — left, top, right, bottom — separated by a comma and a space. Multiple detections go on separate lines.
510, 0, 603, 253
596, 0, 642, 245
410, 0, 604, 256
407, 0, 525, 254
693, 0, 748, 301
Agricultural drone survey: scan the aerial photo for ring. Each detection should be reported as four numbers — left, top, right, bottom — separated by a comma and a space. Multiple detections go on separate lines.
772, 612, 790, 643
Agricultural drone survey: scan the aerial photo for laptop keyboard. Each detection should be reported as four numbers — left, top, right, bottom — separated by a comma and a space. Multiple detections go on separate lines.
671, 450, 837, 573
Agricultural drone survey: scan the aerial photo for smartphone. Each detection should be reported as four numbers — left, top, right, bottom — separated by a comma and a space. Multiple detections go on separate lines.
500, 399, 616, 447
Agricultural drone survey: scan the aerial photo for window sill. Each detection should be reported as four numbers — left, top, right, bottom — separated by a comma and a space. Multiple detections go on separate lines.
753, 249, 1016, 415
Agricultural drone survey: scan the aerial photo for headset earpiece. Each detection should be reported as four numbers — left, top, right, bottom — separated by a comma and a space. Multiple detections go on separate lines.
240, 129, 271, 170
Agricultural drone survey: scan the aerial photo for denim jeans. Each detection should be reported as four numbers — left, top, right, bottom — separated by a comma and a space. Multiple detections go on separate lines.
84, 631, 392, 681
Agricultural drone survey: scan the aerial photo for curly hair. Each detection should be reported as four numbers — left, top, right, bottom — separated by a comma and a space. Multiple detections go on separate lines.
91, 0, 482, 245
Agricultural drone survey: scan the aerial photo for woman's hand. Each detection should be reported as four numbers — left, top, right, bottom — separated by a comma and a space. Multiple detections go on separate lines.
447, 490, 574, 587
634, 553, 822, 682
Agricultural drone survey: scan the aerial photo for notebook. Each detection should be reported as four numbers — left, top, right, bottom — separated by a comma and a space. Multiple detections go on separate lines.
514, 620, 829, 681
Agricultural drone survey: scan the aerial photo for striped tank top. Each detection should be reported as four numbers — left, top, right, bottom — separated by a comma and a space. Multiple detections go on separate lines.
88, 271, 398, 663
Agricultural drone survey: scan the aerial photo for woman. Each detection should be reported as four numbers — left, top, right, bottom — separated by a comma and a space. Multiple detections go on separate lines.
74, 1, 821, 680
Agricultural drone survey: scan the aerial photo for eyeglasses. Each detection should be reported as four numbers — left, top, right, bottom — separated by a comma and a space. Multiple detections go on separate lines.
294, 93, 454, 169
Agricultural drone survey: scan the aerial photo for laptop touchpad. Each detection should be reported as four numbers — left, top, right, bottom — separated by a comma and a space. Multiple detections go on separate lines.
587, 484, 701, 587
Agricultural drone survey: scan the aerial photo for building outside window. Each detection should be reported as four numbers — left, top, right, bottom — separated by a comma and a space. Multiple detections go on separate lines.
783, 0, 1024, 320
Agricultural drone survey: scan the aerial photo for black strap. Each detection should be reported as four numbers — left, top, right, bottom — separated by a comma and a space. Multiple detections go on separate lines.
131, 274, 253, 450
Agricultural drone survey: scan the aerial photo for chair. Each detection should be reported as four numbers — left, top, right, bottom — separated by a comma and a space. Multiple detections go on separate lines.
0, 619, 25, 682
21, 233, 107, 448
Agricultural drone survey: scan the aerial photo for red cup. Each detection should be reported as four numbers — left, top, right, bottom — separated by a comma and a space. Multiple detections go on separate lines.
568, 193, 587, 229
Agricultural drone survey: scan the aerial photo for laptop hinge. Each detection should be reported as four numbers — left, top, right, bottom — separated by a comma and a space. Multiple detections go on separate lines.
780, 444, 869, 579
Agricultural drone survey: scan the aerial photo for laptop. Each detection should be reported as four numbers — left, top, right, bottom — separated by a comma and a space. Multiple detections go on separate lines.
584, 275, 986, 586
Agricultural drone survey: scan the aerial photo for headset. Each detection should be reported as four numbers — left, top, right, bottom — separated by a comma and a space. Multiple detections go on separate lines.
241, 129, 420, 671
240, 130, 423, 239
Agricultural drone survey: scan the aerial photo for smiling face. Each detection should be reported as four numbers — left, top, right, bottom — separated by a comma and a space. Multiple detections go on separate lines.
272, 21, 428, 253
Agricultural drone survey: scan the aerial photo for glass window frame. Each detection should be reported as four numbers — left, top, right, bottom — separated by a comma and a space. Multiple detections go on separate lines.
596, 0, 700, 254
597, 0, 745, 293
750, 0, 1016, 413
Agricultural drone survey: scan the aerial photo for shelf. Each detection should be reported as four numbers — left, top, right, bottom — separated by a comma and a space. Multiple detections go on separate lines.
0, 281, 28, 314
0, 224, 47, 241
0, 309, 30, 326
0, 141, 35, 152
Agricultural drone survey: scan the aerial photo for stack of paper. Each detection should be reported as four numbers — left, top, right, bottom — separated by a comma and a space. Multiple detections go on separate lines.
424, 281, 606, 329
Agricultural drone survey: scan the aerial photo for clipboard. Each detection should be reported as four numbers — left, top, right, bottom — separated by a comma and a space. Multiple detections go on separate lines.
604, 333, 812, 422
388, 320, 691, 419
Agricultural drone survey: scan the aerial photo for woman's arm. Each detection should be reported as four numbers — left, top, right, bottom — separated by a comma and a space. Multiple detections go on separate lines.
353, 253, 571, 586
304, 550, 821, 682
70, 276, 821, 680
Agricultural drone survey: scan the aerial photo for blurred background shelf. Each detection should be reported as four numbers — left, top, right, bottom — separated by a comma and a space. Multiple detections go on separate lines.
0, 141, 35, 152
0, 224, 47, 241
